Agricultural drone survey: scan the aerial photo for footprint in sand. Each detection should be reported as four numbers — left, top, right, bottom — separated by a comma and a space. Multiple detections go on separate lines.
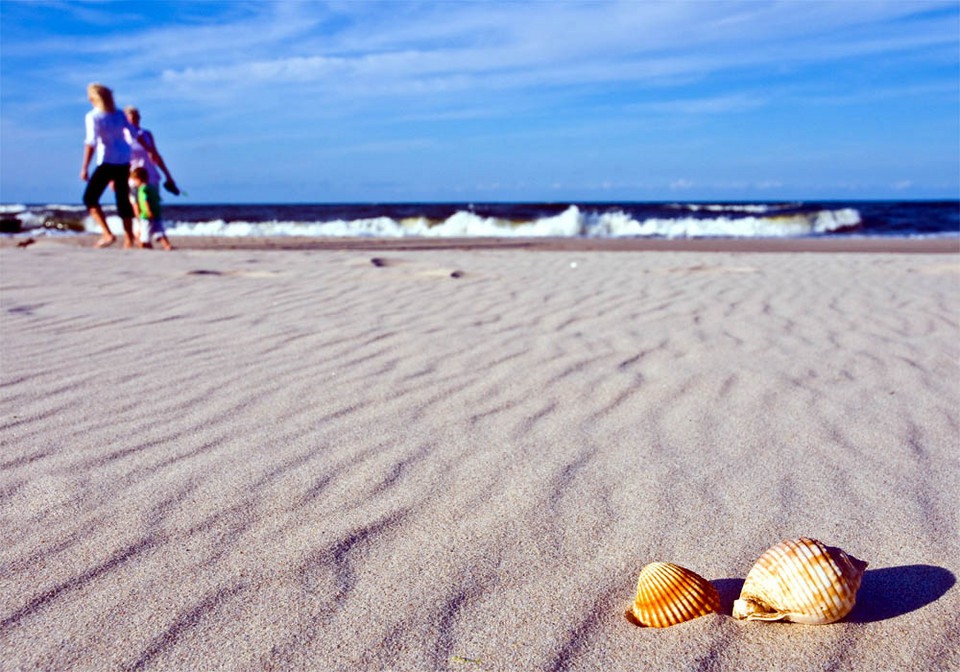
366, 257, 466, 279
185, 269, 282, 278
369, 257, 405, 268
656, 265, 758, 275
417, 268, 467, 279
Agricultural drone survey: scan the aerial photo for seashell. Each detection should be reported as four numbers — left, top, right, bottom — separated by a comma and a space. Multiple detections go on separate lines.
732, 537, 867, 624
632, 561, 722, 627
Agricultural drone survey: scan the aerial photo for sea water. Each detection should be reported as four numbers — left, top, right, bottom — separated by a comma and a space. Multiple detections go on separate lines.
1, 201, 957, 240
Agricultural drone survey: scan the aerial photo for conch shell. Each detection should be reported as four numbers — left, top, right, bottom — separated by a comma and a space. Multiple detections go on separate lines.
632, 561, 721, 627
732, 537, 867, 624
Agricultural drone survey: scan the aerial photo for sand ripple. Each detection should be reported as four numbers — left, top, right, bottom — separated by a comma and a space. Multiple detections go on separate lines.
2, 247, 958, 670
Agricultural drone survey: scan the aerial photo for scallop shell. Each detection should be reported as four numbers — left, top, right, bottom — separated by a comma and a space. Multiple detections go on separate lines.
732, 537, 867, 624
632, 562, 721, 628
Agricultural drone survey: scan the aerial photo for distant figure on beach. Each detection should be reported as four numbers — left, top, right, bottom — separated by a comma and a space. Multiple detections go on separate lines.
123, 106, 179, 218
130, 167, 172, 250
80, 83, 137, 248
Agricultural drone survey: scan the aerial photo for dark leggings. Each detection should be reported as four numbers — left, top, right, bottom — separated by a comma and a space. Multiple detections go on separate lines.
83, 163, 134, 218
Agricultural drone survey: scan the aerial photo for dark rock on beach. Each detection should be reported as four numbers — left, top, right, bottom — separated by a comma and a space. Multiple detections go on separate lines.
0, 217, 22, 233
43, 217, 87, 232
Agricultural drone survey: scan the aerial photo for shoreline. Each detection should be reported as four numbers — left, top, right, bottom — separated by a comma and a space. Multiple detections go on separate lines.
3, 233, 958, 254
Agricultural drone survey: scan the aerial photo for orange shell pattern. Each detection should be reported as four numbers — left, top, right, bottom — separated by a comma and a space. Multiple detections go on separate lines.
632, 561, 722, 628
733, 537, 867, 624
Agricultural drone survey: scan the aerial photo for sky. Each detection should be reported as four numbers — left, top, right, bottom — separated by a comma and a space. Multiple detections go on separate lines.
1, 0, 958, 204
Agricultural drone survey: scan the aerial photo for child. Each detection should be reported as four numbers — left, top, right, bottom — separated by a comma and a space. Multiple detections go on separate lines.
130, 167, 172, 250
124, 106, 179, 218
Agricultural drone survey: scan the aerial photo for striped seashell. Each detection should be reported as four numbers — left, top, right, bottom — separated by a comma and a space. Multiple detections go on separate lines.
732, 537, 867, 624
632, 561, 722, 628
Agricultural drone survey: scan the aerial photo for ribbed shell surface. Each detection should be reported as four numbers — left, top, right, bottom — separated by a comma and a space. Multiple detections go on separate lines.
632, 562, 721, 628
735, 537, 867, 624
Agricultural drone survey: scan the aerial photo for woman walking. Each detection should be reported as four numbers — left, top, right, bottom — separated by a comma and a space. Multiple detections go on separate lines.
80, 83, 137, 248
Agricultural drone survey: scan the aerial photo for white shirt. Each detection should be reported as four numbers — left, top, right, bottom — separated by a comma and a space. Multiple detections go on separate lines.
124, 127, 162, 185
84, 109, 135, 165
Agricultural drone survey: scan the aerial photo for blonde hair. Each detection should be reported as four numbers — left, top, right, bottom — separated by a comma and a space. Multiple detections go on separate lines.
87, 83, 116, 113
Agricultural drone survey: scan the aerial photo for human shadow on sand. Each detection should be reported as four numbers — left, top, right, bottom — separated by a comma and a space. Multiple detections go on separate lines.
847, 564, 955, 623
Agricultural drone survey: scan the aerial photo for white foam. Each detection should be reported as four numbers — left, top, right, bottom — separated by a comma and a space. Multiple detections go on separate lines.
165, 208, 591, 238
422, 207, 585, 237
8, 204, 90, 213
671, 202, 815, 214
11, 212, 45, 227
682, 203, 775, 213
813, 208, 861, 232
162, 205, 861, 239
166, 217, 410, 237
9, 204, 862, 239
46, 204, 90, 212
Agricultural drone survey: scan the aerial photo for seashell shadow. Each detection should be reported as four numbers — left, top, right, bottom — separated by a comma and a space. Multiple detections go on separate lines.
625, 566, 953, 626
712, 577, 746, 615
712, 567, 954, 624
846, 565, 955, 623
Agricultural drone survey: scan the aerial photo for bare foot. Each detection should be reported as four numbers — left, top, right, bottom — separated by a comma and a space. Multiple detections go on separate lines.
123, 235, 135, 249
94, 235, 116, 248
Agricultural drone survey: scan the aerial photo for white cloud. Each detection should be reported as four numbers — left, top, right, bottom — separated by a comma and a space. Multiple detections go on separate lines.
3, 0, 958, 201
146, 1, 959, 103
9, 1, 958, 116
628, 94, 769, 116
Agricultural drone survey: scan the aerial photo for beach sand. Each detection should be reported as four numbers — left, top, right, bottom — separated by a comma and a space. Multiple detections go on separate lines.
1, 237, 958, 671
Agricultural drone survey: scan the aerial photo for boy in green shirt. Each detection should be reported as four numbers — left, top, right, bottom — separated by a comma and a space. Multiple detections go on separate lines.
130, 167, 172, 250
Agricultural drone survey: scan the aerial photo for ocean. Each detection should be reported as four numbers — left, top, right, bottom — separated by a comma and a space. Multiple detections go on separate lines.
1, 201, 957, 240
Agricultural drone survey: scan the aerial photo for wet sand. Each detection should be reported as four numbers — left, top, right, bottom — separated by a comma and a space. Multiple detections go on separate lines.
4, 233, 957, 254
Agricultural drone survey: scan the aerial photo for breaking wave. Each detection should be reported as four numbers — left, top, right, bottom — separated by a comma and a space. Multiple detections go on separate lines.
11, 200, 958, 239
154, 206, 861, 239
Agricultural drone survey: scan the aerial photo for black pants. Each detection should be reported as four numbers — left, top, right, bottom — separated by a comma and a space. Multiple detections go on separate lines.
83, 163, 134, 218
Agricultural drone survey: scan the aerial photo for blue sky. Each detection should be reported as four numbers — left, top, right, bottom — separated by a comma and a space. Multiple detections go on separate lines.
1, 1, 958, 203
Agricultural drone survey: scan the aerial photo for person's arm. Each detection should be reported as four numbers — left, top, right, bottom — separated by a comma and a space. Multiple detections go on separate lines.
140, 130, 176, 184
81, 112, 95, 180
81, 145, 94, 181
